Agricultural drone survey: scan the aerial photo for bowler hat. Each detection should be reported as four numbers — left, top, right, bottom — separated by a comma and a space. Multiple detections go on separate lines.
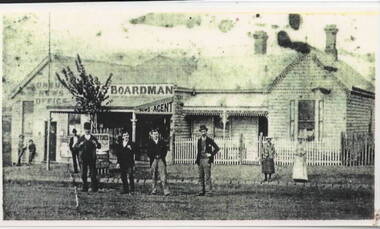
72, 128, 77, 133
199, 125, 208, 131
83, 122, 91, 130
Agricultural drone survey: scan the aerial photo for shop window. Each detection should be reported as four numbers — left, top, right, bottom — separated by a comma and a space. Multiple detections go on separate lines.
289, 100, 295, 140
68, 113, 81, 135
22, 101, 34, 136
298, 100, 315, 141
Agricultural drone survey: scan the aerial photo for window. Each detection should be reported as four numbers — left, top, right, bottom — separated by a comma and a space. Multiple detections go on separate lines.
298, 100, 315, 141
289, 100, 295, 140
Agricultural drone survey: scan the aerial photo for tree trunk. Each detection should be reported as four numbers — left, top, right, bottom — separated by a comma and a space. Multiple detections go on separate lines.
90, 113, 98, 133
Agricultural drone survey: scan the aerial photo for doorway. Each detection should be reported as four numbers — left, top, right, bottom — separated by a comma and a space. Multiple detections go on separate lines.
258, 116, 268, 138
136, 114, 171, 161
44, 121, 57, 161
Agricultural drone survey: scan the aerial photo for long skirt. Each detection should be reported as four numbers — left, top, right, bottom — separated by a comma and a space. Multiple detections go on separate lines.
261, 158, 275, 174
292, 155, 308, 182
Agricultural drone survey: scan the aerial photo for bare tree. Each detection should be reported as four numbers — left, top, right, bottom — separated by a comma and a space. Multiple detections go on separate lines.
56, 54, 113, 130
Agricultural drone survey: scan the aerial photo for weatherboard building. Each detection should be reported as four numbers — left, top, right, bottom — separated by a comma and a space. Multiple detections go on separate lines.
7, 25, 375, 165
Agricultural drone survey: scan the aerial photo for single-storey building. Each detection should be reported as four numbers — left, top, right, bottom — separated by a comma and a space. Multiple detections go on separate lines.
7, 24, 375, 165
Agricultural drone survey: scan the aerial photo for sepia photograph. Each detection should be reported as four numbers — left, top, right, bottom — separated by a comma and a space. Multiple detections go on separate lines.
0, 1, 379, 225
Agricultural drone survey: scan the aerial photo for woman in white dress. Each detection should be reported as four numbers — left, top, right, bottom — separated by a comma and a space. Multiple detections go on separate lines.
292, 136, 308, 183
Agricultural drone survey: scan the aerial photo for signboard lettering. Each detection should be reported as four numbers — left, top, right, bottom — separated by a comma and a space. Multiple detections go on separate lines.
139, 101, 173, 113
110, 84, 174, 96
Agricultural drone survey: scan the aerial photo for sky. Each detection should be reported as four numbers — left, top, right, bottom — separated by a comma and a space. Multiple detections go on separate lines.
2, 4, 379, 93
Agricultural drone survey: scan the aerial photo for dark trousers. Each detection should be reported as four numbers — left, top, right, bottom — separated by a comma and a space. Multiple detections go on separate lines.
71, 150, 80, 172
81, 156, 98, 191
120, 166, 134, 192
28, 151, 36, 164
17, 148, 25, 166
198, 158, 212, 193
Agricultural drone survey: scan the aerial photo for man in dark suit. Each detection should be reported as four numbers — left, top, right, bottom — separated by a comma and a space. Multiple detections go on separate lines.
115, 131, 136, 194
147, 128, 170, 196
77, 122, 101, 192
195, 125, 220, 196
69, 128, 80, 173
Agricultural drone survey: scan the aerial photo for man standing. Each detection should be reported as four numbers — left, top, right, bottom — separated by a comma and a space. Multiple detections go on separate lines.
147, 128, 170, 196
27, 139, 36, 165
77, 122, 101, 192
69, 128, 80, 173
116, 131, 136, 194
17, 135, 27, 166
261, 136, 276, 182
195, 125, 220, 196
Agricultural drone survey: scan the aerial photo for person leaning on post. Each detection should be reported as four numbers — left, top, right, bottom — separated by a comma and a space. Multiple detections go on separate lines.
16, 134, 27, 166
76, 122, 101, 192
115, 130, 136, 195
195, 125, 220, 196
147, 128, 170, 196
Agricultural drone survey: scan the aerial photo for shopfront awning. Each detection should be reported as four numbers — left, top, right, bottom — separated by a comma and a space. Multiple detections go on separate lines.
47, 95, 174, 113
182, 93, 268, 116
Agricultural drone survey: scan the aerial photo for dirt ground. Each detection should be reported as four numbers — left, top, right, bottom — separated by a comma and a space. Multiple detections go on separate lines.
2, 163, 374, 220
3, 180, 373, 220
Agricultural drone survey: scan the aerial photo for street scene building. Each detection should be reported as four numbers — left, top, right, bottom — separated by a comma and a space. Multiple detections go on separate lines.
6, 25, 375, 166
1, 7, 377, 222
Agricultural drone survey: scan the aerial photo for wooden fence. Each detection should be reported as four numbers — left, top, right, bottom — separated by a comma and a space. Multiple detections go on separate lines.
173, 132, 374, 166
174, 137, 259, 165
273, 138, 342, 166
341, 132, 375, 166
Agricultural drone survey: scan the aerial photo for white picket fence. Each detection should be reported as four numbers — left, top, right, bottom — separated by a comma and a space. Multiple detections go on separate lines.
174, 137, 259, 165
174, 137, 342, 166
273, 138, 342, 166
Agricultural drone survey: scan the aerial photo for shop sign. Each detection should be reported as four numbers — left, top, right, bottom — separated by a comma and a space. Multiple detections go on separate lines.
31, 81, 72, 105
138, 101, 173, 113
93, 134, 110, 155
110, 84, 174, 96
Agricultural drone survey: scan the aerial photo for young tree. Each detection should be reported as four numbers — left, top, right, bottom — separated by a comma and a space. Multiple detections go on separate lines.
56, 54, 113, 130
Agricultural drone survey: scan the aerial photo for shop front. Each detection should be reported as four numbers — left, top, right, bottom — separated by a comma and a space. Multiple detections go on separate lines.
44, 85, 175, 165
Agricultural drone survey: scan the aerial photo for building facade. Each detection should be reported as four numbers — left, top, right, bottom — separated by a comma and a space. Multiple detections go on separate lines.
6, 24, 375, 165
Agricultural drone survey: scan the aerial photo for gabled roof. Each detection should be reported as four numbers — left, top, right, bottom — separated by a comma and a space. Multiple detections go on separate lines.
268, 48, 375, 93
10, 48, 375, 100
10, 56, 50, 99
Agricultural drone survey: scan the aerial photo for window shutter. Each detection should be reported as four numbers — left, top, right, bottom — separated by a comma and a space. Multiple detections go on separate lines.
318, 100, 324, 140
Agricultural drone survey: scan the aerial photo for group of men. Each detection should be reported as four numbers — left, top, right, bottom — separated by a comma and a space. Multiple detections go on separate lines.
69, 122, 221, 196
69, 121, 279, 195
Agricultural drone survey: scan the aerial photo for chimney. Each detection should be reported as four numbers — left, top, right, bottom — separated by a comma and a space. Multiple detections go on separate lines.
253, 31, 268, 54
324, 24, 338, 60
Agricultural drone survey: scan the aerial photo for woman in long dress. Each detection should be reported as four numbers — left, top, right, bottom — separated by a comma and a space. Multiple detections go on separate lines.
261, 137, 276, 182
292, 136, 308, 182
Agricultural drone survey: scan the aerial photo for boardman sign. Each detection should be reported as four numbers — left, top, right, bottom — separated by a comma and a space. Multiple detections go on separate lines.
110, 84, 174, 96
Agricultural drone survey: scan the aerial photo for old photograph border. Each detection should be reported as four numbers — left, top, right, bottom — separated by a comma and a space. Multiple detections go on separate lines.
0, 0, 379, 226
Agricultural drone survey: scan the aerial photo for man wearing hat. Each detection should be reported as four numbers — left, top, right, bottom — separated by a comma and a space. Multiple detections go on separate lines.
69, 128, 80, 173
76, 122, 101, 192
195, 125, 220, 196
147, 128, 170, 196
16, 134, 27, 166
261, 136, 276, 182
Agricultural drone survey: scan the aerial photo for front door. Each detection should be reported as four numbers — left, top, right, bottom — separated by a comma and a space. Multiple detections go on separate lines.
44, 121, 57, 161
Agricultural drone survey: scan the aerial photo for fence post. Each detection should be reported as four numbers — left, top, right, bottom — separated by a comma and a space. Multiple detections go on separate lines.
239, 133, 244, 165
341, 132, 345, 166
